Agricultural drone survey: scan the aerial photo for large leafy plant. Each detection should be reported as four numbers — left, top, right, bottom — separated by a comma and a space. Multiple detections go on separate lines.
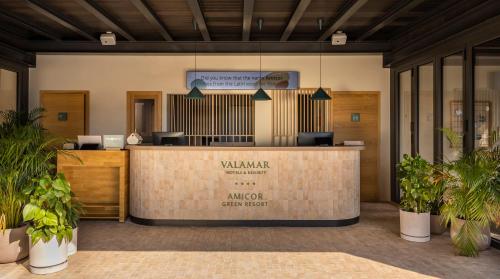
23, 174, 73, 244
398, 154, 434, 213
435, 147, 499, 256
0, 109, 60, 231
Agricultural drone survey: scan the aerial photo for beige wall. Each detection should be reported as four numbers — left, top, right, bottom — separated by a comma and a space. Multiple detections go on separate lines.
0, 69, 17, 112
29, 53, 390, 200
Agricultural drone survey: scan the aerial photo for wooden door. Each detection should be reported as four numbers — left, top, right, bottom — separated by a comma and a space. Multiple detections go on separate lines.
126, 91, 162, 138
331, 91, 380, 201
40, 91, 88, 140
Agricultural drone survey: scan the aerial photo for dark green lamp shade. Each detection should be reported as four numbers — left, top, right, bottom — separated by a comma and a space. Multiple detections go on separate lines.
186, 86, 205, 99
311, 87, 331, 100
253, 88, 272, 101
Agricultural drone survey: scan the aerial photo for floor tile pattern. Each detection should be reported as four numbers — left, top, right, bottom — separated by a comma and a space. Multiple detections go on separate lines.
1, 203, 499, 279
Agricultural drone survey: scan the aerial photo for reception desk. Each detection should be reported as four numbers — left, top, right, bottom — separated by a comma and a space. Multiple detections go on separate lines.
128, 145, 363, 226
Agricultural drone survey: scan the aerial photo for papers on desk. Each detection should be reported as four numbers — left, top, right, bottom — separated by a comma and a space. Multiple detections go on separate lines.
343, 140, 364, 146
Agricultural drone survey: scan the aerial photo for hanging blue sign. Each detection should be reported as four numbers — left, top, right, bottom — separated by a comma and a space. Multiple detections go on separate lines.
186, 71, 299, 90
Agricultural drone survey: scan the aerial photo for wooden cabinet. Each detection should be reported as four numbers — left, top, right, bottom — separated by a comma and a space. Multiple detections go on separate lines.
57, 150, 129, 222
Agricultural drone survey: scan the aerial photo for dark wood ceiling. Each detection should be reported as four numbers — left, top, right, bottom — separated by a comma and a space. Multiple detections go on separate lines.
0, 0, 499, 68
0, 0, 482, 42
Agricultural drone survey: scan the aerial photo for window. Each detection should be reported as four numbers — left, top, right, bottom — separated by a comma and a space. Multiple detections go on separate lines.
443, 54, 464, 161
418, 63, 434, 162
474, 45, 500, 149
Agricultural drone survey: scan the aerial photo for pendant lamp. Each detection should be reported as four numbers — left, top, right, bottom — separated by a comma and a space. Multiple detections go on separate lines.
186, 41, 205, 99
311, 29, 331, 101
253, 20, 271, 101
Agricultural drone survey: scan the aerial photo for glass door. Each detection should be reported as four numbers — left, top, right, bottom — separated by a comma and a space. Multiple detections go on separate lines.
443, 53, 464, 161
418, 63, 434, 162
474, 38, 500, 245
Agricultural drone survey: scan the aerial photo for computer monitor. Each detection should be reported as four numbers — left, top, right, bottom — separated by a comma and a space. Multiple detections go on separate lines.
152, 132, 187, 146
297, 132, 334, 146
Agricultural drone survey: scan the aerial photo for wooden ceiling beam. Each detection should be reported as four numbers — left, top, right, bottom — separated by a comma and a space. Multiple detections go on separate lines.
356, 0, 425, 41
318, 0, 368, 41
128, 0, 173, 41
0, 10, 60, 41
0, 41, 36, 67
24, 0, 96, 41
385, 1, 500, 67
242, 0, 255, 41
19, 40, 391, 54
280, 0, 311, 41
74, 0, 136, 41
186, 0, 211, 41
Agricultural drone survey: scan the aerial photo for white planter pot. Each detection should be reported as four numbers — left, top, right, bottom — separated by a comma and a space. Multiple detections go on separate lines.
400, 209, 430, 242
29, 235, 68, 275
430, 214, 447, 235
0, 224, 29, 263
450, 218, 491, 251
68, 227, 78, 256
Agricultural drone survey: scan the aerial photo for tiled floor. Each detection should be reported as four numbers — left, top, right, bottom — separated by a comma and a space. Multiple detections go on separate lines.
1, 203, 499, 279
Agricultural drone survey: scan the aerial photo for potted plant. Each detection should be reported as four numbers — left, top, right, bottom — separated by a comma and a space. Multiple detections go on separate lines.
437, 147, 499, 256
0, 109, 59, 263
429, 128, 465, 235
0, 172, 29, 263
429, 178, 447, 234
66, 193, 83, 256
23, 174, 73, 274
398, 154, 434, 242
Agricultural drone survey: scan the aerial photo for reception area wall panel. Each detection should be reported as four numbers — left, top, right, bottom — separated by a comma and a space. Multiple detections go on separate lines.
29, 54, 391, 201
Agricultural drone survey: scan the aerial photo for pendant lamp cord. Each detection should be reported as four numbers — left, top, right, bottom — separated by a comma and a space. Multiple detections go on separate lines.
194, 41, 197, 83
319, 42, 322, 88
259, 42, 262, 89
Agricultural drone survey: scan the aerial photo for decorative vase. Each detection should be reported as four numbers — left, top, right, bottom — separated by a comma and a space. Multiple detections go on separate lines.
430, 214, 447, 235
29, 235, 68, 274
450, 218, 491, 251
126, 131, 143, 145
68, 227, 78, 256
0, 224, 29, 263
400, 209, 430, 242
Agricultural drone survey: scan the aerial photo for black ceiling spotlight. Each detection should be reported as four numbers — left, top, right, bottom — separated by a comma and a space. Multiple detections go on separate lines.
311, 18, 331, 101
186, 21, 205, 100
253, 18, 271, 101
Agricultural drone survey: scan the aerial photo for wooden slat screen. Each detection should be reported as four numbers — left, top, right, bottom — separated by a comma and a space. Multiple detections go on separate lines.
272, 88, 333, 146
166, 93, 254, 146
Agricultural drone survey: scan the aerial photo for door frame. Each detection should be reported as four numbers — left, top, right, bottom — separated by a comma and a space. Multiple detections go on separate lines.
40, 90, 89, 135
126, 91, 162, 135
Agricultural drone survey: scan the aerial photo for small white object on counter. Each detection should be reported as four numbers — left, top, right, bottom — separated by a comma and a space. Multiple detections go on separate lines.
344, 140, 364, 146
127, 131, 143, 145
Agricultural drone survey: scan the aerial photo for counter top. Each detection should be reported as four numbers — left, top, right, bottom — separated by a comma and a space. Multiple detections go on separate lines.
126, 145, 365, 151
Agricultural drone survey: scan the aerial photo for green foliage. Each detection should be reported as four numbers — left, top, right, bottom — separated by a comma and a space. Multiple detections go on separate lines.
430, 177, 445, 215
398, 154, 434, 213
442, 127, 463, 150
66, 193, 84, 228
23, 174, 73, 245
0, 172, 24, 232
436, 148, 500, 256
0, 109, 62, 230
